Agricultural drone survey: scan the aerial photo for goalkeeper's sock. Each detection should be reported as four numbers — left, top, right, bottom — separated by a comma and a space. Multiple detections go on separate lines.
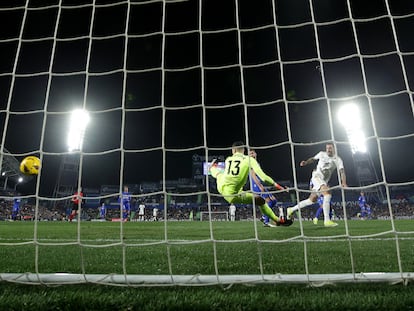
259, 204, 279, 223
290, 199, 313, 213
323, 194, 332, 222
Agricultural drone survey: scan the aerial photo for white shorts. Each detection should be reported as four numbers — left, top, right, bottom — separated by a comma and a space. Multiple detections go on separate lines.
310, 171, 327, 193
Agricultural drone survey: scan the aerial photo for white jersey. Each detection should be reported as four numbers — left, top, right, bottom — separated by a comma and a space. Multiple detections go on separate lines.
138, 204, 145, 215
229, 204, 236, 216
313, 151, 344, 183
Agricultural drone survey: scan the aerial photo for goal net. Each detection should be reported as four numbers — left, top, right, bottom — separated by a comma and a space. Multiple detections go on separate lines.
0, 0, 413, 287
200, 211, 229, 221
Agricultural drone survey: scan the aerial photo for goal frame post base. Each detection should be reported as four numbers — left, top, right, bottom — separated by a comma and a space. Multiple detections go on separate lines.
1, 272, 413, 286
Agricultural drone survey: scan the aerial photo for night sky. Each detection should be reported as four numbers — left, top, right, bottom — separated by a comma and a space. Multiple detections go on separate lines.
0, 0, 413, 196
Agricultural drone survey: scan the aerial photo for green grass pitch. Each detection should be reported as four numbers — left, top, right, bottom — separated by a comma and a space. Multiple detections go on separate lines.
1, 219, 413, 276
0, 220, 414, 310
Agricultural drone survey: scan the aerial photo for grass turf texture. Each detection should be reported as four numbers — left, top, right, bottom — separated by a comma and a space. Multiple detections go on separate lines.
0, 220, 413, 310
0, 283, 414, 311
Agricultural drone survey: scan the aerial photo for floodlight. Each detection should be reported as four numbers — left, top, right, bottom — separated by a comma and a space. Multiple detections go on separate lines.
337, 103, 367, 154
338, 103, 361, 127
67, 109, 90, 152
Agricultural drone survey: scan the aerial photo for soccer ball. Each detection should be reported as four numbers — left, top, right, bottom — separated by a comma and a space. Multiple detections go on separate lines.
19, 156, 41, 175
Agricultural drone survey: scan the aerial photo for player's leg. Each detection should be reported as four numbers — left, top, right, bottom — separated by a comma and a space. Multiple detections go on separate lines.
249, 170, 292, 226
70, 210, 77, 222
69, 202, 78, 222
321, 185, 337, 227
260, 193, 276, 227
256, 196, 293, 226
261, 214, 271, 226
287, 193, 317, 219
258, 200, 280, 224
225, 190, 281, 224
287, 176, 321, 219
244, 195, 278, 223
313, 207, 323, 225
361, 206, 366, 219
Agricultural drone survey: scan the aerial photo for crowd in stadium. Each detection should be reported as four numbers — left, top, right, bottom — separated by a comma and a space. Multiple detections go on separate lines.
0, 186, 413, 222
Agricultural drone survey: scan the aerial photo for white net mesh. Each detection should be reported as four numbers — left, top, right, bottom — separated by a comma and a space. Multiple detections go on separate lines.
0, 0, 413, 286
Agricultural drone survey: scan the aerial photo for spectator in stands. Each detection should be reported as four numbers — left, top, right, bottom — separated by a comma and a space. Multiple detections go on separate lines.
287, 143, 347, 227
209, 141, 292, 227
69, 187, 83, 222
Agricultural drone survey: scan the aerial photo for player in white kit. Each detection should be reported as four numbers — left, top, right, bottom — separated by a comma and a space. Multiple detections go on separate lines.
287, 143, 347, 227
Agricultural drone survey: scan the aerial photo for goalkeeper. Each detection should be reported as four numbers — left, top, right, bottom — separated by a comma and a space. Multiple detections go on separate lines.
209, 141, 292, 226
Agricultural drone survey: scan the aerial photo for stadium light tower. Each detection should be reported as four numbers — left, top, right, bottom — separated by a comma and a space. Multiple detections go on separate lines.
338, 103, 385, 203
53, 109, 90, 204
337, 103, 367, 154
67, 109, 90, 152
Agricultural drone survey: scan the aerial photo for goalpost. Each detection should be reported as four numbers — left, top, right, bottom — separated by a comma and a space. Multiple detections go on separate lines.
0, 0, 413, 287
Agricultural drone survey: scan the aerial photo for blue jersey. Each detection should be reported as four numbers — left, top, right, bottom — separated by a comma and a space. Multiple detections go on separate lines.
317, 196, 323, 207
250, 172, 277, 208
99, 204, 106, 218
358, 195, 367, 208
120, 191, 131, 210
314, 195, 333, 220
358, 194, 371, 218
12, 198, 21, 213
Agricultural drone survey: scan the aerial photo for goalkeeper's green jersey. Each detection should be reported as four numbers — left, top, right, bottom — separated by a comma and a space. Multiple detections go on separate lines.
222, 152, 276, 192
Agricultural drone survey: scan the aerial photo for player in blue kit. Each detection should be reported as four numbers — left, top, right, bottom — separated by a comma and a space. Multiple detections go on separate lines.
312, 195, 335, 224
119, 186, 131, 221
249, 150, 289, 227
312, 195, 324, 225
358, 191, 371, 219
99, 200, 106, 220
11, 197, 21, 221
